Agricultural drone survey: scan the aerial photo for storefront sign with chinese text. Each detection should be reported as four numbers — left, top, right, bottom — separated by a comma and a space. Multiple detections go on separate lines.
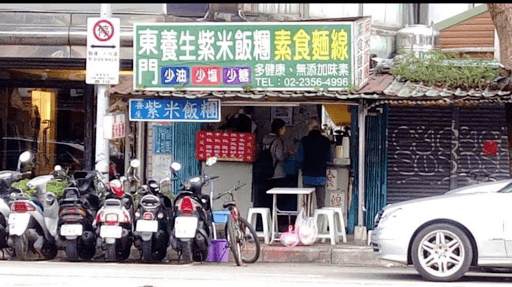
195, 131, 255, 162
134, 19, 371, 91
153, 125, 173, 154
129, 98, 221, 122
103, 113, 125, 139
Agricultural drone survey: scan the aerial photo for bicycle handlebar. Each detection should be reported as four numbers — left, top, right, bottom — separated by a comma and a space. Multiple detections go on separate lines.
212, 182, 247, 201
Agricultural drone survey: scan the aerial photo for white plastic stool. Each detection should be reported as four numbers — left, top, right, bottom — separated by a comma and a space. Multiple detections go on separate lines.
314, 207, 347, 245
247, 208, 272, 245
320, 207, 348, 243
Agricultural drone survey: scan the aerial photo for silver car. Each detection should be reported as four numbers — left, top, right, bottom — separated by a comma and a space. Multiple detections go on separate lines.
371, 179, 512, 282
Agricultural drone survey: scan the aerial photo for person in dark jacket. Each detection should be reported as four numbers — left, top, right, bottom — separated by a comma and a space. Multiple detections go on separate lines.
296, 117, 332, 209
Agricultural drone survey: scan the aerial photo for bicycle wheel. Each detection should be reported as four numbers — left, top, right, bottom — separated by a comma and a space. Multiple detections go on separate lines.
226, 216, 242, 266
239, 217, 260, 264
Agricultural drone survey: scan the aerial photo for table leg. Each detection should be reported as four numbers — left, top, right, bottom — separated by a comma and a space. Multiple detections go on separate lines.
270, 193, 277, 244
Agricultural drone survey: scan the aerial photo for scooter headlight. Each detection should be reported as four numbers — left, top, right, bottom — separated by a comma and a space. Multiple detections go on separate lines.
10, 192, 17, 199
135, 211, 140, 218
157, 212, 164, 219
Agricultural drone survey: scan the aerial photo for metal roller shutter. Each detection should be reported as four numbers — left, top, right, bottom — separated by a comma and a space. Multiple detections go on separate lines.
387, 106, 453, 204
457, 105, 510, 187
387, 104, 510, 204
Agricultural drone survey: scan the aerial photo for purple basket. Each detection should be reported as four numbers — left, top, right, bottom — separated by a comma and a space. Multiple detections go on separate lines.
206, 239, 229, 262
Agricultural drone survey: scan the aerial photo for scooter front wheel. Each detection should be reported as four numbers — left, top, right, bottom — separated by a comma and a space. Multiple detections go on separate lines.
41, 241, 58, 260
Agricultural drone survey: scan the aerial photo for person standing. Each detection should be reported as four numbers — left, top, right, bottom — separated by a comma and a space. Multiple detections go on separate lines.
260, 118, 296, 230
262, 119, 289, 187
296, 117, 333, 209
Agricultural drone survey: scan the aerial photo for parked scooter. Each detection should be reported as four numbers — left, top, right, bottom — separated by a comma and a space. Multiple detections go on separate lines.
170, 157, 217, 263
133, 161, 181, 262
0, 151, 32, 250
7, 151, 59, 260
57, 167, 100, 261
93, 161, 136, 262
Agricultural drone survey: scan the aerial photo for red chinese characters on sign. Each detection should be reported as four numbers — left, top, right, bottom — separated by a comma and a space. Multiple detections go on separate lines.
191, 66, 221, 85
196, 131, 255, 162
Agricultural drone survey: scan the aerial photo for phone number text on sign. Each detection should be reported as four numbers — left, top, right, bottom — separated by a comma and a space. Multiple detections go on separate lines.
282, 77, 349, 87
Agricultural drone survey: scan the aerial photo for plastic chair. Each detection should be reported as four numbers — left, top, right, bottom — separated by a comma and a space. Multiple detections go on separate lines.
247, 207, 272, 244
314, 207, 347, 245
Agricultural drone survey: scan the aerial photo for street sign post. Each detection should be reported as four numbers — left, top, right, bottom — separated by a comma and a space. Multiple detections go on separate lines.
86, 17, 120, 85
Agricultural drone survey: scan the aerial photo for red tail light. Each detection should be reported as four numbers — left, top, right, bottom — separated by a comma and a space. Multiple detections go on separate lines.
60, 207, 86, 217
180, 197, 194, 216
95, 212, 103, 223
143, 212, 154, 220
12, 202, 36, 213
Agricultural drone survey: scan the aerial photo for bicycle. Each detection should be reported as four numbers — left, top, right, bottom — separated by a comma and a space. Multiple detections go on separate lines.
212, 181, 260, 266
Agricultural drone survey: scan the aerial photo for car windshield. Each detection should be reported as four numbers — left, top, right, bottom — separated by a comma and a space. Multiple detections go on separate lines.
497, 182, 512, 193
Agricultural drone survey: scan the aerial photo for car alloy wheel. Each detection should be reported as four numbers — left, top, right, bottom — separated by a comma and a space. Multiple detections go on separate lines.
412, 223, 472, 282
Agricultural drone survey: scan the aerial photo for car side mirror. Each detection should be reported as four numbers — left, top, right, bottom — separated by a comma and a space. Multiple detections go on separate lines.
19, 151, 32, 163
17, 151, 32, 171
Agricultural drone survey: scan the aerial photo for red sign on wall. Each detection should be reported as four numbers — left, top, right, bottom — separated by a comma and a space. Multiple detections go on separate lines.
195, 131, 255, 162
483, 140, 498, 156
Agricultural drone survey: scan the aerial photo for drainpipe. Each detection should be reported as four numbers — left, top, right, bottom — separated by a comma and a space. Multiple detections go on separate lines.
94, 3, 112, 182
354, 99, 368, 244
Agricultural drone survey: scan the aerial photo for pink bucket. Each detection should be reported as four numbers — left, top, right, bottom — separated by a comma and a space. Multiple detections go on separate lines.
206, 239, 229, 262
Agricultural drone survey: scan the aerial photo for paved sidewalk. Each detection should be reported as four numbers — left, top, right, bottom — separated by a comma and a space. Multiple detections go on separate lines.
240, 235, 404, 267
159, 234, 405, 267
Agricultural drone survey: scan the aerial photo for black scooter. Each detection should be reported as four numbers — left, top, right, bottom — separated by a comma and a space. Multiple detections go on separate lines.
56, 168, 100, 261
133, 176, 175, 262
170, 157, 217, 263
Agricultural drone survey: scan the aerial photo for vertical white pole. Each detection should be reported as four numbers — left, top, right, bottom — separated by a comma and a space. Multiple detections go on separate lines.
354, 100, 368, 244
94, 3, 112, 181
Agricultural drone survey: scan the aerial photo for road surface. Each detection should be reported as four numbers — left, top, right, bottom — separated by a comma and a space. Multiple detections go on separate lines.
1, 260, 512, 287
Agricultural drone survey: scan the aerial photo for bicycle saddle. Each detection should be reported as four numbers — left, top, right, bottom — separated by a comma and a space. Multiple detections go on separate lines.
222, 201, 236, 209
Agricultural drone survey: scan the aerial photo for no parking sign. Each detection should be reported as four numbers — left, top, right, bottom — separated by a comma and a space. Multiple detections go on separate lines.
86, 17, 120, 85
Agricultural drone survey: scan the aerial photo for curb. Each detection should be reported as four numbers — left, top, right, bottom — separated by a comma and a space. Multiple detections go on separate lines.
1, 244, 404, 268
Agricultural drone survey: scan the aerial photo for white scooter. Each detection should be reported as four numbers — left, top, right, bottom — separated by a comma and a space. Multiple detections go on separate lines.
0, 151, 32, 249
7, 152, 59, 260
94, 160, 137, 262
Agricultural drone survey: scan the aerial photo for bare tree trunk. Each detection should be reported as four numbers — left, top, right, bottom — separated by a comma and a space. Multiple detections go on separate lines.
489, 4, 512, 176
488, 4, 512, 69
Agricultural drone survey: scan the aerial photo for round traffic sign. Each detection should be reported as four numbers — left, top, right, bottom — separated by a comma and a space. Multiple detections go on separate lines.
93, 19, 115, 42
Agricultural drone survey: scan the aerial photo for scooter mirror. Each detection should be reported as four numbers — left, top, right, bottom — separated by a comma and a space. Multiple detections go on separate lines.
54, 165, 62, 172
170, 162, 182, 172
130, 159, 141, 168
19, 151, 32, 163
206, 157, 217, 167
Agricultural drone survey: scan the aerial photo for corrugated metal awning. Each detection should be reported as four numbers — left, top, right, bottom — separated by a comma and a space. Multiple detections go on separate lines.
107, 72, 512, 104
